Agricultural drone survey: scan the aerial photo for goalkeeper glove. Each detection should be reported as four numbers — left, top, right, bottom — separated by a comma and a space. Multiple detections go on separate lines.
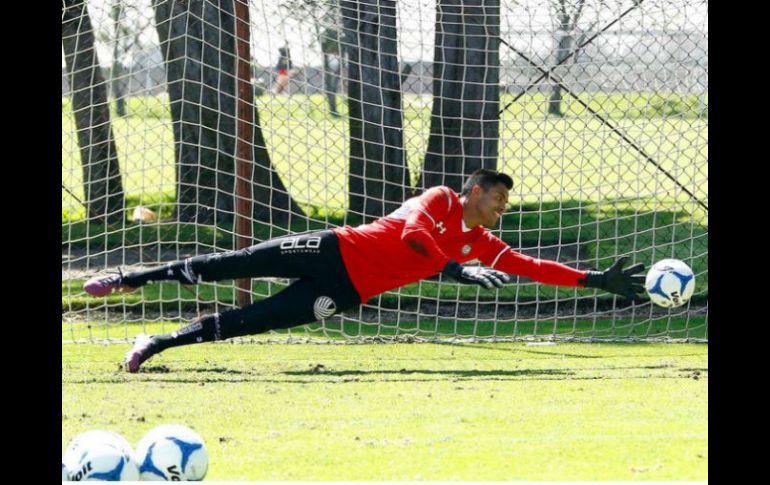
579, 256, 646, 300
442, 260, 510, 289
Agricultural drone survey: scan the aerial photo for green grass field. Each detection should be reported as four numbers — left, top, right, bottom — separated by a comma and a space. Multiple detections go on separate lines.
62, 92, 708, 220
62, 340, 707, 480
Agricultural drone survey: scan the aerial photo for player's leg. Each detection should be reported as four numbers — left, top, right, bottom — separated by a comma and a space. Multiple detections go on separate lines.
274, 72, 289, 93
124, 277, 361, 372
84, 230, 337, 296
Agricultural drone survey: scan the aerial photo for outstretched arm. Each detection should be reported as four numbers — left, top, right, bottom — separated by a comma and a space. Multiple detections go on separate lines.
480, 241, 586, 287
480, 235, 645, 299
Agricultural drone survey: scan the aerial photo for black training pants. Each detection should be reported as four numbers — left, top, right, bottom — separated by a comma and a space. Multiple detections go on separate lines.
187, 230, 361, 338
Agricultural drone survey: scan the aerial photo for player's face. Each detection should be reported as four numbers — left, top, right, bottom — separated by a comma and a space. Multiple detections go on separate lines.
475, 183, 509, 227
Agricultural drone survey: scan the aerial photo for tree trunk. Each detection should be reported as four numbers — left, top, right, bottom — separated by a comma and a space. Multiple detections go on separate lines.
323, 54, 341, 117
548, 30, 572, 117
62, 0, 125, 225
342, 0, 409, 221
111, 63, 126, 117
548, 0, 584, 117
321, 28, 342, 117
419, 0, 500, 193
153, 0, 301, 225
250, 100, 305, 223
111, 1, 126, 117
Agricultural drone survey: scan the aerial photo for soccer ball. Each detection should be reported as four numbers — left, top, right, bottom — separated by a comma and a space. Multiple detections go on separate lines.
62, 430, 140, 481
645, 259, 695, 308
135, 424, 209, 481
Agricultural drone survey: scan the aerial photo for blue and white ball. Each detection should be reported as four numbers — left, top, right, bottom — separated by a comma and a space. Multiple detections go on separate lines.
62, 430, 139, 481
645, 259, 696, 308
134, 424, 209, 481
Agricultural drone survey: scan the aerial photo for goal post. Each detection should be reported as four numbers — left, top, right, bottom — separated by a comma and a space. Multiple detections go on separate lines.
61, 0, 708, 343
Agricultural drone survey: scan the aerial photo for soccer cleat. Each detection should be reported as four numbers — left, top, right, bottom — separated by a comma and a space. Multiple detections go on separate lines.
124, 334, 156, 373
84, 270, 136, 297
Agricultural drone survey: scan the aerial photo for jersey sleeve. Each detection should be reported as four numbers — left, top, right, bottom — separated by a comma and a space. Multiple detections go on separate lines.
400, 187, 454, 272
478, 232, 587, 287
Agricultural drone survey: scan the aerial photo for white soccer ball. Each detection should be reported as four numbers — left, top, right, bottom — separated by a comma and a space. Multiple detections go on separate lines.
62, 430, 140, 481
135, 424, 209, 481
645, 259, 696, 308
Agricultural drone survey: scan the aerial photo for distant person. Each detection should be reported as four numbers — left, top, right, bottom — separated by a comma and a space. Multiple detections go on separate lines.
273, 46, 294, 94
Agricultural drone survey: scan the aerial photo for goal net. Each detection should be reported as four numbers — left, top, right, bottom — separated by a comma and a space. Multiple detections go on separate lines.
62, 0, 708, 343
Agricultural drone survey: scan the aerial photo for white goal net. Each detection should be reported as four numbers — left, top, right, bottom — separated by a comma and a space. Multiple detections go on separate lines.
62, 0, 708, 343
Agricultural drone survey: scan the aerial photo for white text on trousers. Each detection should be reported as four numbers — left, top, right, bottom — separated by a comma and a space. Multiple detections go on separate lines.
280, 237, 321, 250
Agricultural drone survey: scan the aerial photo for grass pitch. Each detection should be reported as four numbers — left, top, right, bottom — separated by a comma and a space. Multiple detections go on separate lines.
62, 340, 707, 480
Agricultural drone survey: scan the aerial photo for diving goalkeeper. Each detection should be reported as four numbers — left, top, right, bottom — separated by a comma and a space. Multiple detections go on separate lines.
83, 169, 645, 372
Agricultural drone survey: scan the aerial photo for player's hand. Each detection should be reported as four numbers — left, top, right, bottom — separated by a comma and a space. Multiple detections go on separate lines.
579, 256, 646, 300
442, 260, 510, 289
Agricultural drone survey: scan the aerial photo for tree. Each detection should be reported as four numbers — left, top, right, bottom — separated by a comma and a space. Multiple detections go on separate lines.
277, 0, 409, 218
320, 26, 342, 117
547, 0, 593, 117
153, 0, 301, 224
93, 1, 157, 117
419, 0, 500, 192
341, 0, 409, 220
62, 0, 126, 224
110, 1, 127, 117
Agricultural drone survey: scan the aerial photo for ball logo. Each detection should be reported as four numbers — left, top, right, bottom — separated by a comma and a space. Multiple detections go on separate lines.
166, 464, 182, 481
313, 296, 337, 320
70, 461, 93, 481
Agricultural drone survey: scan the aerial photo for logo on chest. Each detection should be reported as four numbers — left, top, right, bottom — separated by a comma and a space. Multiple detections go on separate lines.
461, 244, 472, 255
436, 221, 447, 234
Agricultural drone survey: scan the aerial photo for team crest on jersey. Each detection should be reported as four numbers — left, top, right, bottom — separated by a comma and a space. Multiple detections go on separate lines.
461, 244, 472, 255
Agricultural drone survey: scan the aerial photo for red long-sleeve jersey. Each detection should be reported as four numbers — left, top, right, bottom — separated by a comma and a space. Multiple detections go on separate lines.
333, 186, 588, 302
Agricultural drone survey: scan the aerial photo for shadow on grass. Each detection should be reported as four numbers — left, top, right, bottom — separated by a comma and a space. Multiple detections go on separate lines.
281, 368, 575, 378
449, 342, 709, 360
66, 361, 707, 384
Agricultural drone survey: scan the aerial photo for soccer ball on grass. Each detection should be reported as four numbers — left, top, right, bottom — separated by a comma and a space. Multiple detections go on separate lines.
134, 424, 209, 481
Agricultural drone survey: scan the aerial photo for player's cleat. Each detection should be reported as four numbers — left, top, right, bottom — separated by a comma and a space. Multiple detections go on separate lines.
124, 334, 156, 373
83, 270, 136, 297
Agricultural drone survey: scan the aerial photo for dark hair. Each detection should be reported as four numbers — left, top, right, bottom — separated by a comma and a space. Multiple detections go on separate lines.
460, 169, 513, 196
